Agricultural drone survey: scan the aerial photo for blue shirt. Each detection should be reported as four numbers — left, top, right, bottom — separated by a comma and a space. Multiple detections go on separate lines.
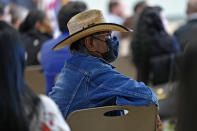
41, 31, 72, 95
49, 52, 158, 119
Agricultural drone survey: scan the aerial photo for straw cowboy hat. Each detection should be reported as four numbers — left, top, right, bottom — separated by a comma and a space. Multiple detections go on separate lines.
53, 9, 131, 51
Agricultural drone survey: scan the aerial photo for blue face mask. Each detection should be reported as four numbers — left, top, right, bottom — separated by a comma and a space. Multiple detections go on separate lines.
101, 36, 119, 63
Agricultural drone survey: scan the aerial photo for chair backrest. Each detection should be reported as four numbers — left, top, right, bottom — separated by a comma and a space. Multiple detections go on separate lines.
66, 105, 157, 131
24, 65, 45, 94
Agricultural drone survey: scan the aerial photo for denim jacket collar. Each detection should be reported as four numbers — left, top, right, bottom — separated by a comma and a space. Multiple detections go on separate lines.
72, 52, 116, 69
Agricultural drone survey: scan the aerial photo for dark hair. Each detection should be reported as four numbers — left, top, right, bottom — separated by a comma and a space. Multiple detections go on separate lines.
176, 41, 197, 131
134, 1, 147, 12
0, 1, 5, 16
108, 0, 119, 13
131, 6, 177, 84
58, 1, 87, 33
19, 9, 46, 33
0, 21, 40, 130
131, 6, 165, 65
70, 38, 86, 54
138, 6, 163, 33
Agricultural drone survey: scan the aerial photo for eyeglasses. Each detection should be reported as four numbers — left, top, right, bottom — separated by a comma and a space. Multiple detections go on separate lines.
91, 33, 112, 42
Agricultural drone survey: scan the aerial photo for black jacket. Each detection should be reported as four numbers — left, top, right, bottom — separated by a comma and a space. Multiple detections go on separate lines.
174, 19, 197, 51
132, 33, 179, 85
21, 29, 52, 65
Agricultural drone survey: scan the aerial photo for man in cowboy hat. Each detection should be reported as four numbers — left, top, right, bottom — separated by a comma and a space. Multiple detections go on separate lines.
49, 9, 158, 119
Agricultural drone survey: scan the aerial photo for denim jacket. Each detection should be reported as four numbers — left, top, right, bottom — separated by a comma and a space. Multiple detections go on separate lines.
49, 53, 158, 118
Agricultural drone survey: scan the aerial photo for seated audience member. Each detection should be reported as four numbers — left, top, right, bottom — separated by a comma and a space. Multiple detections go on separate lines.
41, 1, 87, 95
49, 9, 158, 119
107, 0, 125, 25
122, 1, 148, 39
107, 0, 128, 38
174, 0, 197, 51
176, 41, 197, 131
131, 6, 179, 85
19, 9, 53, 65
0, 21, 70, 131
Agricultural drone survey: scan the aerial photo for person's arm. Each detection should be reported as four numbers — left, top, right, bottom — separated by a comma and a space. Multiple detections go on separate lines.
90, 67, 158, 106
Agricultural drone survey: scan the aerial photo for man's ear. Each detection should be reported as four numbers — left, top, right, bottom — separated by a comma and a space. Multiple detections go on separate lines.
85, 36, 96, 51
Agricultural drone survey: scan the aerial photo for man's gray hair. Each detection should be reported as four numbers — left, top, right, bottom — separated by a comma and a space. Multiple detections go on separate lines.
9, 3, 28, 24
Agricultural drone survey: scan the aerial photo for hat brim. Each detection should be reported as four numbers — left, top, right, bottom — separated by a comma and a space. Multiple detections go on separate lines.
53, 23, 132, 51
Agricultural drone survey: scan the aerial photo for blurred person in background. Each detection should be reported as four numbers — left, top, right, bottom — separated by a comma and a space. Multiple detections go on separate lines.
9, 3, 28, 29
119, 1, 149, 57
174, 0, 197, 51
41, 1, 87, 95
175, 39, 197, 131
107, 0, 129, 38
0, 21, 70, 131
131, 6, 179, 85
107, 0, 125, 25
19, 9, 53, 65
122, 1, 149, 39
35, 0, 63, 38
